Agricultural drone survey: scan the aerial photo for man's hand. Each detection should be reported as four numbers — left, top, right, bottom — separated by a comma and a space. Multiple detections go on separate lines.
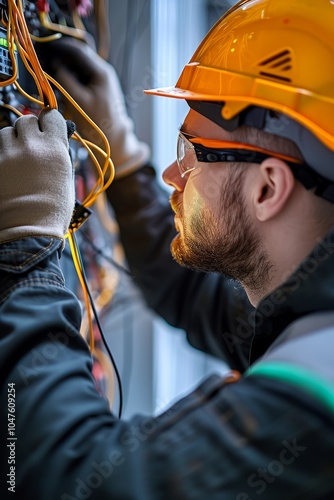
0, 109, 75, 244
42, 38, 150, 179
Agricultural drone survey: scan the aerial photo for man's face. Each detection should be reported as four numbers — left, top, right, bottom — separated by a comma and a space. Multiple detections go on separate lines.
163, 110, 271, 291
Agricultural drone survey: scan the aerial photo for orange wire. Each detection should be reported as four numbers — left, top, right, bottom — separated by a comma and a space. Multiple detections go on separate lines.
0, 2, 119, 398
2, 2, 114, 211
10, 0, 57, 107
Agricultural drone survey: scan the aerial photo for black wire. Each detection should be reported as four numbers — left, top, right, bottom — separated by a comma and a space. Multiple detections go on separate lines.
73, 231, 123, 418
79, 228, 133, 277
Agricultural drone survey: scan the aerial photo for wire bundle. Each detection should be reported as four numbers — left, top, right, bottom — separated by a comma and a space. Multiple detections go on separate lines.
1, 0, 115, 215
0, 0, 122, 416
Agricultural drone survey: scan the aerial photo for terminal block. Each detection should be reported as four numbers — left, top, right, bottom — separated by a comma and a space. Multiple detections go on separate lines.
0, 27, 18, 81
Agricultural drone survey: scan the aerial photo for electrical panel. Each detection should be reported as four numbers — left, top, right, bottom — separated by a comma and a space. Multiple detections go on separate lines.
0, 27, 16, 80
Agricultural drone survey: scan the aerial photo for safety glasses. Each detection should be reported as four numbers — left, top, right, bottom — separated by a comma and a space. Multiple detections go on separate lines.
176, 131, 303, 178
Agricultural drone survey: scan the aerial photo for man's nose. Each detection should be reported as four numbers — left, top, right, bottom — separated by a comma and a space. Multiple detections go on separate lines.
162, 160, 187, 192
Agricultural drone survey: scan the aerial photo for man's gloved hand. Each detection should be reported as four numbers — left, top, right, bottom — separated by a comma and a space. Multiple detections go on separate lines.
0, 109, 75, 244
41, 38, 150, 179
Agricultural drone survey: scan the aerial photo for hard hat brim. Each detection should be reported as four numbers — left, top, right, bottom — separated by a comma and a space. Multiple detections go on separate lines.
144, 86, 208, 100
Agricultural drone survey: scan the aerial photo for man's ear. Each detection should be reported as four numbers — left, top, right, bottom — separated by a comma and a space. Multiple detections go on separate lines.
253, 158, 295, 222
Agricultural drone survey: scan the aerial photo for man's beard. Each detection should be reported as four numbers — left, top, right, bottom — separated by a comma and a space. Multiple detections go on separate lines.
170, 166, 271, 291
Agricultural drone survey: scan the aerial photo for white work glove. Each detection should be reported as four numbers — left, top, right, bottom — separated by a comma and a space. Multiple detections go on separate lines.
43, 38, 150, 179
0, 109, 75, 244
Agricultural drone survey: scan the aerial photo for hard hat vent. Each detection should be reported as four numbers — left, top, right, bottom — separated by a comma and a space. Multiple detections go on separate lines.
257, 49, 292, 83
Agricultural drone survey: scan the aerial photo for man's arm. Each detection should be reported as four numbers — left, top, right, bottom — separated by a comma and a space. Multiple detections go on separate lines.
0, 236, 332, 499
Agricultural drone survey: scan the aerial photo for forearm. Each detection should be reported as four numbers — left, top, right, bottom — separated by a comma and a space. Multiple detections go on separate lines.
0, 237, 142, 498
0, 238, 331, 500
0, 237, 226, 498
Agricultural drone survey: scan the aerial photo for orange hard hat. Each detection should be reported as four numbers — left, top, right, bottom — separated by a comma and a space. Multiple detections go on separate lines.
145, 0, 334, 189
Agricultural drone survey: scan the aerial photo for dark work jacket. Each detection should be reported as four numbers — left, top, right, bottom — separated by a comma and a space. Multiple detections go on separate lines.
0, 167, 334, 498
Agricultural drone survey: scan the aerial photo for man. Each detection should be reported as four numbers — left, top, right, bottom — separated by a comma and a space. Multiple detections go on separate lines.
0, 1, 334, 498
47, 37, 254, 372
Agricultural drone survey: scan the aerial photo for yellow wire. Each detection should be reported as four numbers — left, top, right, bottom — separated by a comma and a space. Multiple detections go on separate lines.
73, 139, 115, 207
45, 73, 112, 161
68, 230, 95, 352
46, 73, 115, 206
30, 33, 62, 43
0, 2, 118, 375
13, 80, 45, 107
18, 0, 57, 107
1, 3, 115, 215
72, 131, 105, 191
84, 140, 115, 190
39, 11, 87, 42
0, 102, 22, 116
5, 0, 56, 107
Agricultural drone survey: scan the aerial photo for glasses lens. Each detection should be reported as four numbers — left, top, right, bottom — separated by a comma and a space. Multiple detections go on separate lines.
177, 132, 196, 177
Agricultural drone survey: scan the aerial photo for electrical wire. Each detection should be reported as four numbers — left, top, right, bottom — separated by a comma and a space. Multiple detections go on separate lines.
80, 226, 132, 276
71, 230, 123, 418
0, 0, 120, 411
68, 229, 95, 351
8, 0, 57, 107
1, 1, 115, 217
38, 0, 88, 42
46, 73, 115, 207
30, 32, 62, 42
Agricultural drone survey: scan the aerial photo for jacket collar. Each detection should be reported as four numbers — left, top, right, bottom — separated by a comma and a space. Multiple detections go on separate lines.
250, 227, 334, 363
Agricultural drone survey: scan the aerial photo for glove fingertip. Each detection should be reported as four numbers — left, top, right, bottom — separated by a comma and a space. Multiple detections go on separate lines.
38, 108, 67, 135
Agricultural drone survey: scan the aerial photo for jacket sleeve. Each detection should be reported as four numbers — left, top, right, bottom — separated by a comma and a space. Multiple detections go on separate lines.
107, 165, 254, 371
0, 239, 332, 499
